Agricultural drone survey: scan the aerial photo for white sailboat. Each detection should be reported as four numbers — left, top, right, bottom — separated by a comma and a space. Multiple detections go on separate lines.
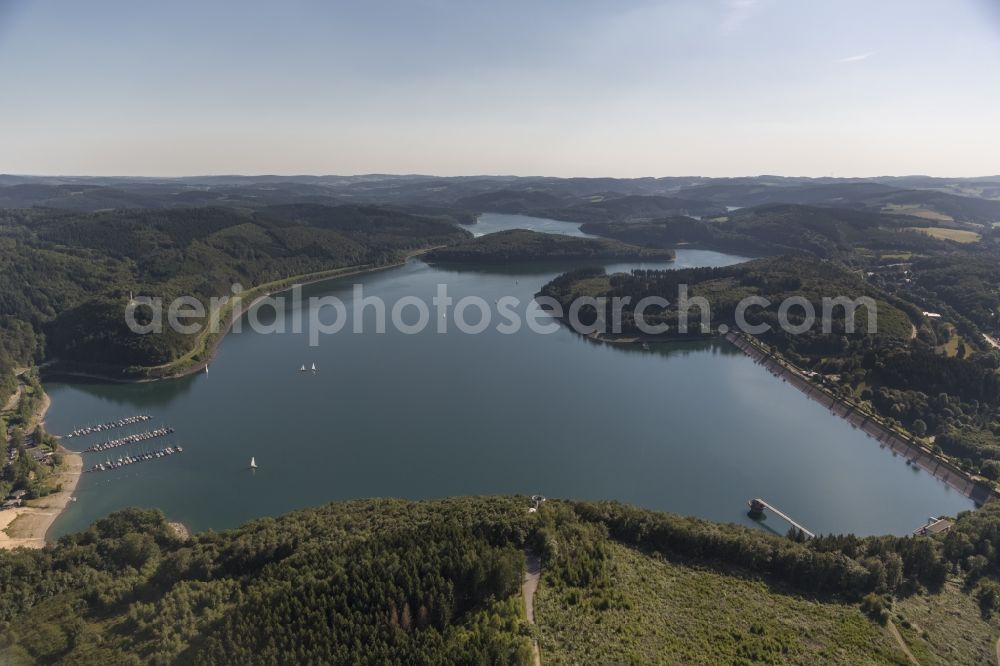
249, 457, 257, 469
311, 362, 317, 373
299, 364, 306, 372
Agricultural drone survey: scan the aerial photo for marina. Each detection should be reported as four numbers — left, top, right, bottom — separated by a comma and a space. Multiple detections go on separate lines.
64, 415, 152, 438
85, 446, 184, 474
83, 427, 175, 453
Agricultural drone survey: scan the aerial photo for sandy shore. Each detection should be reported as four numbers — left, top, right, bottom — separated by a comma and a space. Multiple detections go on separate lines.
0, 446, 82, 550
0, 381, 82, 550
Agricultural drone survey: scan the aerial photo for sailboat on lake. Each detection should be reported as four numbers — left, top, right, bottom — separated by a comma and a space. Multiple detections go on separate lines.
299, 364, 306, 372
249, 457, 257, 469
311, 362, 317, 373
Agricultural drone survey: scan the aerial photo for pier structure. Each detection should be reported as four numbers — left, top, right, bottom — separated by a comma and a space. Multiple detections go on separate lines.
84, 426, 175, 453
747, 498, 816, 539
65, 415, 152, 438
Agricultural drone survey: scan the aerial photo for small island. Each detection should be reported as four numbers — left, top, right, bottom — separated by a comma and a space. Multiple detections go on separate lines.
422, 228, 675, 264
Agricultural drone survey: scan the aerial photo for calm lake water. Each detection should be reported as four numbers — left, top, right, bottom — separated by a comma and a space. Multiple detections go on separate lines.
45, 214, 973, 538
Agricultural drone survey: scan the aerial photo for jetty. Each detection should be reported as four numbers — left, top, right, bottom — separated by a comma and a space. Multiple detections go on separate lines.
65, 415, 152, 438
85, 445, 184, 473
84, 427, 174, 453
748, 498, 815, 539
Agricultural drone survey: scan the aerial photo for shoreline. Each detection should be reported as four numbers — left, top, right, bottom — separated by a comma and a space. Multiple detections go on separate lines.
545, 312, 995, 506
724, 330, 996, 505
42, 250, 434, 386
0, 389, 82, 550
16, 252, 434, 545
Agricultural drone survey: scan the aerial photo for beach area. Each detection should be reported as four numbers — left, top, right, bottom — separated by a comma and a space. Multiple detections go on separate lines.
1, 387, 85, 550
0, 446, 81, 550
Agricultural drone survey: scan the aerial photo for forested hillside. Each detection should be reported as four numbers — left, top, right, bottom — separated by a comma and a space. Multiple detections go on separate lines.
3, 497, 1000, 664
4, 174, 999, 223
0, 205, 469, 400
453, 191, 726, 222
580, 203, 1000, 340
423, 229, 674, 264
538, 256, 914, 342
581, 204, 954, 258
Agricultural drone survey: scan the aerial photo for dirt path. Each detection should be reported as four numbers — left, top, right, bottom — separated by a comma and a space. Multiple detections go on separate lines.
888, 619, 919, 666
523, 550, 541, 666
1, 385, 22, 413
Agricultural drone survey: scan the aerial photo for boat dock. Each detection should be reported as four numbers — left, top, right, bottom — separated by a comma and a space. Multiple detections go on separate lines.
84, 427, 174, 453
65, 415, 152, 438
86, 446, 184, 473
748, 498, 816, 539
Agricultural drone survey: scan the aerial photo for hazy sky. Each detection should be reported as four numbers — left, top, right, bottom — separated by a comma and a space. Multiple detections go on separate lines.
1, 0, 998, 177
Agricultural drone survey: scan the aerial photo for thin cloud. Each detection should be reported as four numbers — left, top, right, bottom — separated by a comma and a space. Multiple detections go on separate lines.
836, 51, 876, 64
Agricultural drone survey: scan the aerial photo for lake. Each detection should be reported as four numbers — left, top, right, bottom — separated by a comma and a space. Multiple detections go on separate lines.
45, 214, 973, 538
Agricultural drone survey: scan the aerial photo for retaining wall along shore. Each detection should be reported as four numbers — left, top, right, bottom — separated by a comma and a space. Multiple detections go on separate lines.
725, 331, 994, 505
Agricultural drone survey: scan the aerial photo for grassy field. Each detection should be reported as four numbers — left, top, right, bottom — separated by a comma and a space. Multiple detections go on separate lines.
535, 542, 911, 665
908, 227, 982, 243
570, 276, 614, 298
893, 579, 1000, 665
536, 540, 1000, 665
935, 324, 964, 358
883, 204, 954, 222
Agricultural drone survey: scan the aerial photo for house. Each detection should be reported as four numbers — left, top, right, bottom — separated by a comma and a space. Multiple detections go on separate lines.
913, 517, 952, 537
29, 448, 53, 462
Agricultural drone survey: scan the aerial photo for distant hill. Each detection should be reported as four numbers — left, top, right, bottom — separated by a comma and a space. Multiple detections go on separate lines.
453, 188, 568, 213
542, 194, 726, 222
0, 181, 347, 211
452, 191, 725, 222
673, 181, 1000, 224
673, 181, 900, 207
581, 204, 955, 258
423, 229, 674, 263
4, 174, 1000, 222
